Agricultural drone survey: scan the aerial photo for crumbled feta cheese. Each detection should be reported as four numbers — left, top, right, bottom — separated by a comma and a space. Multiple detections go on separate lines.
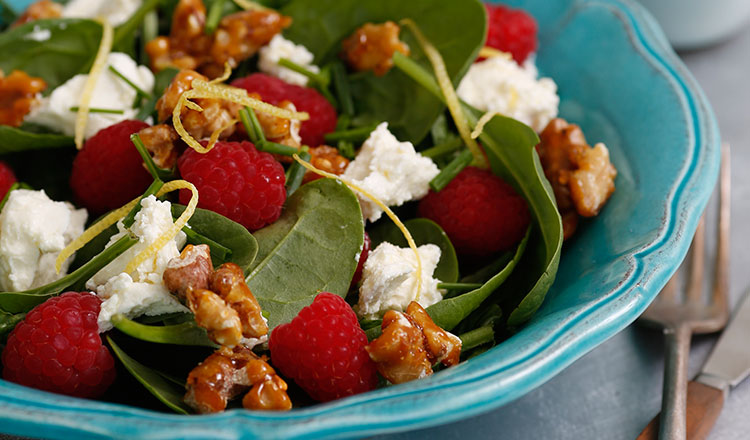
86, 196, 188, 331
355, 242, 444, 320
457, 54, 559, 132
342, 123, 440, 222
258, 34, 320, 86
62, 0, 142, 27
0, 189, 87, 292
25, 52, 154, 139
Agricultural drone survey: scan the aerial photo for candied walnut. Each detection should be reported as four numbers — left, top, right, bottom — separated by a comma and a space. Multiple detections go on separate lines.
302, 145, 349, 183
341, 21, 410, 76
254, 99, 302, 149
138, 124, 180, 169
210, 263, 268, 339
145, 0, 213, 73
406, 302, 461, 367
163, 244, 212, 300
11, 0, 61, 28
185, 346, 291, 413
187, 288, 243, 347
155, 69, 241, 139
0, 70, 46, 127
536, 118, 617, 239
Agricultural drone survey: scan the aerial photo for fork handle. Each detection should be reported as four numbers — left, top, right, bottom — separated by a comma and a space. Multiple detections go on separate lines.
636, 380, 725, 440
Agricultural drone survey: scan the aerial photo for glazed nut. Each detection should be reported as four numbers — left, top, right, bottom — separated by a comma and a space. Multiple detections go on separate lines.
210, 263, 268, 339
303, 145, 350, 184
138, 124, 180, 170
341, 21, 410, 76
163, 244, 213, 300
569, 142, 617, 217
0, 70, 47, 127
366, 309, 433, 384
405, 302, 462, 367
242, 371, 292, 411
187, 288, 243, 348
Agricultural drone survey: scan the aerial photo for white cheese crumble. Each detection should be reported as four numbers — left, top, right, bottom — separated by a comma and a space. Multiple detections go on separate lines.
86, 196, 188, 331
62, 0, 143, 27
25, 52, 154, 140
0, 189, 87, 292
457, 54, 559, 132
341, 122, 440, 222
355, 242, 444, 320
258, 34, 320, 87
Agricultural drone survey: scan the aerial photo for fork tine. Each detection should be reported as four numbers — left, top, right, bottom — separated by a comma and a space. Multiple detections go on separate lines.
686, 215, 706, 302
711, 143, 731, 316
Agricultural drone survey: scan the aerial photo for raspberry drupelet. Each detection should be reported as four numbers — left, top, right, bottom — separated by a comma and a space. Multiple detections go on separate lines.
484, 4, 538, 65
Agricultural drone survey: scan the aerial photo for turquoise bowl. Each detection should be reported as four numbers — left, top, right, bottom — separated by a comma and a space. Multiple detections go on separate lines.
0, 0, 720, 438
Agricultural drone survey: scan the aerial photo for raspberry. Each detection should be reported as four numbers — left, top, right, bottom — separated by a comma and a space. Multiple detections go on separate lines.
418, 167, 530, 256
1, 292, 116, 398
70, 120, 153, 215
484, 4, 538, 65
231, 73, 337, 147
350, 232, 371, 288
0, 160, 17, 200
269, 292, 377, 402
178, 140, 286, 231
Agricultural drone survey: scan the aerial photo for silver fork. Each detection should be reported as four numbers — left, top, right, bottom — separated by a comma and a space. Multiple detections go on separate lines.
637, 143, 731, 440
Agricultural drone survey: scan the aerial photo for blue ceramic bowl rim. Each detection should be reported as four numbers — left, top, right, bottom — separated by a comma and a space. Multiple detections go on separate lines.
0, 0, 721, 438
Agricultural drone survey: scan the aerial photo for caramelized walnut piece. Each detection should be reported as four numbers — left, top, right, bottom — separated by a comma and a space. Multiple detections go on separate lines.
536, 118, 617, 239
254, 99, 302, 149
138, 124, 180, 169
0, 70, 47, 127
11, 0, 61, 28
303, 145, 349, 184
187, 288, 243, 347
210, 263, 268, 339
185, 346, 291, 413
341, 21, 410, 76
163, 244, 212, 301
406, 302, 461, 366
366, 309, 433, 384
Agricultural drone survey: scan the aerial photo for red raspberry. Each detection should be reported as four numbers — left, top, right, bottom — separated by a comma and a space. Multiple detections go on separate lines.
231, 73, 337, 147
269, 292, 377, 402
418, 167, 530, 256
178, 140, 286, 231
484, 4, 538, 64
350, 232, 371, 288
1, 292, 116, 398
0, 161, 17, 200
70, 120, 152, 215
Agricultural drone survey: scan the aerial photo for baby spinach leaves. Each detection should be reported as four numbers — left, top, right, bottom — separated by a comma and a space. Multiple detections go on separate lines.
0, 19, 102, 91
0, 126, 73, 154
111, 314, 217, 348
247, 178, 364, 330
0, 310, 24, 338
106, 335, 191, 415
369, 218, 458, 284
281, 0, 486, 143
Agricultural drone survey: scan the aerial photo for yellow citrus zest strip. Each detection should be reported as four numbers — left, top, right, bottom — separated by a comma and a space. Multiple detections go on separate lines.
74, 18, 114, 150
54, 198, 140, 274
478, 47, 512, 60
292, 154, 424, 301
172, 78, 309, 154
232, 0, 270, 10
124, 180, 199, 274
471, 112, 502, 139
209, 63, 233, 84
400, 19, 488, 169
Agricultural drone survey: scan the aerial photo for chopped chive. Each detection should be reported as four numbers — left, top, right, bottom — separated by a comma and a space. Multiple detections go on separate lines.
69, 107, 125, 115
285, 148, 310, 196
278, 58, 329, 87
420, 137, 463, 159
430, 149, 473, 192
140, 10, 159, 66
324, 123, 379, 143
430, 113, 450, 144
336, 113, 351, 131
182, 226, 232, 262
257, 140, 298, 156
459, 325, 495, 351
109, 65, 152, 99
130, 133, 174, 181
336, 140, 356, 160
331, 61, 354, 116
205, 0, 226, 34
239, 106, 266, 143
113, 0, 160, 48
437, 282, 482, 291
122, 179, 164, 229
392, 52, 442, 98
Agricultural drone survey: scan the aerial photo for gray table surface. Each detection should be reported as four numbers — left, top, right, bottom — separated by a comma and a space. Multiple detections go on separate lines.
2, 17, 749, 440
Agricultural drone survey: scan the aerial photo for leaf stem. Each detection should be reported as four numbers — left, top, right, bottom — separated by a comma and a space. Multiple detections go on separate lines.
420, 137, 463, 159
130, 133, 173, 181
324, 123, 378, 143
429, 148, 473, 192
285, 148, 310, 196
459, 325, 494, 351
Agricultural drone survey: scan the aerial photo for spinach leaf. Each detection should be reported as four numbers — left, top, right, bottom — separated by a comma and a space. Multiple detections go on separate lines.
368, 218, 458, 283
281, 0, 486, 143
0, 126, 73, 154
426, 229, 528, 331
112, 314, 217, 348
0, 235, 137, 314
247, 179, 364, 329
106, 335, 191, 415
172, 205, 258, 274
0, 310, 24, 338
0, 19, 102, 91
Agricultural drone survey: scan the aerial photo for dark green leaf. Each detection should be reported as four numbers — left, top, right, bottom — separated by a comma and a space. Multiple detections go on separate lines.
247, 178, 364, 329
281, 0, 486, 143
0, 310, 24, 337
172, 205, 258, 273
0, 19, 103, 91
106, 335, 191, 414
112, 314, 217, 348
0, 126, 73, 154
369, 218, 458, 284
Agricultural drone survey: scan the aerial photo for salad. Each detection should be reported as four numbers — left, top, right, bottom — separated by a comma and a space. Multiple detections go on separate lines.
0, 0, 616, 413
